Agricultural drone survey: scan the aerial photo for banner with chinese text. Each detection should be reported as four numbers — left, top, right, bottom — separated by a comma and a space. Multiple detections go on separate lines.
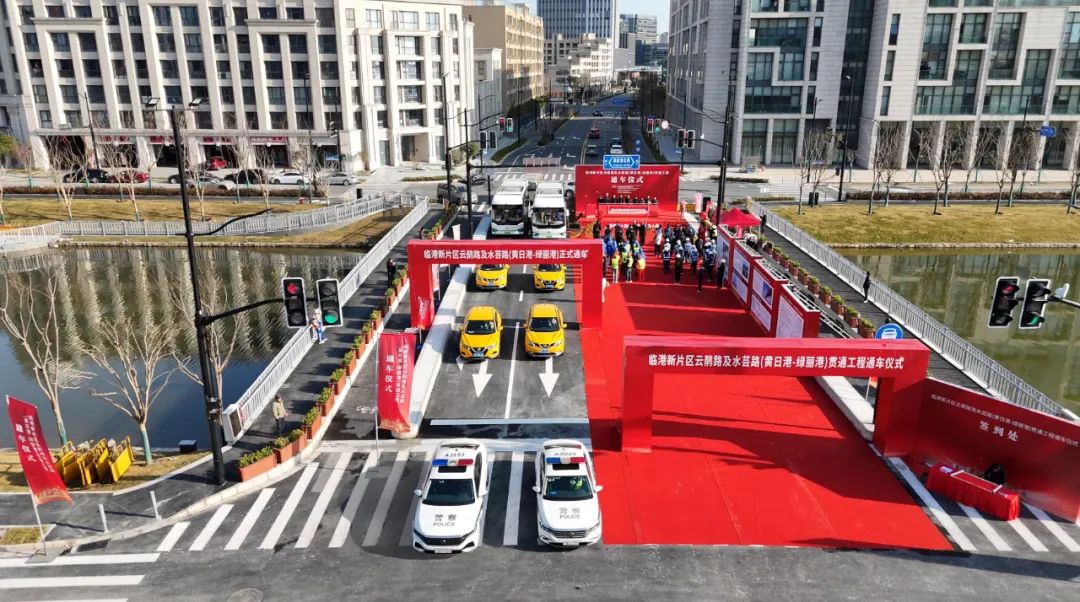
575, 164, 680, 217
377, 333, 415, 433
6, 396, 71, 506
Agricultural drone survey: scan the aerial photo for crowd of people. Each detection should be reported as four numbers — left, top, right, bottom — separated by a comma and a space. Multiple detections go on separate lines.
596, 220, 730, 293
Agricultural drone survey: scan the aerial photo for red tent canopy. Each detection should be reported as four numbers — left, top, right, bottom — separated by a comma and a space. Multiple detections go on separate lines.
718, 208, 761, 227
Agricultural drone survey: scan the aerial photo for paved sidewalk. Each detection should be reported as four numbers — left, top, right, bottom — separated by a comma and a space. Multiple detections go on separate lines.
1, 206, 447, 548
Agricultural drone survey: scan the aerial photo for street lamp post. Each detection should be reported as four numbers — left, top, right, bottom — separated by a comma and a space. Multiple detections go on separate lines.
838, 75, 855, 202
82, 92, 101, 169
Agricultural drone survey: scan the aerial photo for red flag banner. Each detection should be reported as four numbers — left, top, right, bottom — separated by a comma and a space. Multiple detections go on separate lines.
377, 332, 415, 434
6, 396, 71, 505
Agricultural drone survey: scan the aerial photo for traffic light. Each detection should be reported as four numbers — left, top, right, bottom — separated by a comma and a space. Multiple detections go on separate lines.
686, 130, 697, 150
1019, 278, 1052, 330
647, 118, 655, 132
506, 117, 514, 133
677, 129, 687, 148
987, 277, 1020, 328
281, 277, 307, 328
316, 278, 342, 328
480, 131, 489, 150
654, 120, 662, 134
498, 116, 506, 131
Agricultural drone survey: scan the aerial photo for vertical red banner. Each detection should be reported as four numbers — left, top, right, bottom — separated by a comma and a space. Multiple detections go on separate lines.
377, 332, 415, 433
6, 396, 71, 505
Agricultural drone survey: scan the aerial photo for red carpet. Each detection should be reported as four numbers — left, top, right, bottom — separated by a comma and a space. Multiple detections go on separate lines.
578, 245, 951, 549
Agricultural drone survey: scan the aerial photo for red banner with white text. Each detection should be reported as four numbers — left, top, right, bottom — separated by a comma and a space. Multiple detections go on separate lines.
913, 380, 1080, 521
575, 164, 680, 218
377, 333, 415, 434
6, 396, 71, 506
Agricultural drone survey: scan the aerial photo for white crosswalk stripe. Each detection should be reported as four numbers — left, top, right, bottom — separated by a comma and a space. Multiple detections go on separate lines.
296, 452, 353, 548
1026, 504, 1080, 552
156, 522, 189, 552
399, 450, 434, 546
258, 461, 320, 550
362, 451, 409, 547
958, 504, 1011, 552
329, 453, 378, 548
0, 553, 157, 599
188, 504, 234, 551
224, 487, 275, 550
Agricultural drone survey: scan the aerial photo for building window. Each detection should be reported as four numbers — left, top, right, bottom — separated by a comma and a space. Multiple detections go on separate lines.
60, 85, 77, 103
983, 84, 1043, 114
164, 85, 182, 104
211, 7, 225, 27
1052, 86, 1080, 114
214, 35, 229, 53
265, 61, 283, 79
450, 14, 458, 31
316, 8, 335, 27
321, 61, 338, 79
245, 111, 258, 128
953, 49, 982, 82
188, 60, 206, 79
157, 34, 175, 53
744, 86, 802, 113
399, 109, 425, 127
920, 14, 953, 80
397, 36, 421, 56
259, 6, 278, 19
778, 52, 804, 81
399, 85, 423, 103
959, 13, 987, 44
195, 112, 212, 129
319, 35, 337, 54
373, 86, 386, 103
237, 35, 250, 53
431, 38, 442, 56
879, 87, 891, 116
1060, 13, 1080, 79
239, 61, 253, 79
753, 0, 779, 10
179, 6, 198, 27
452, 38, 460, 54
353, 111, 364, 129
812, 17, 823, 47
398, 60, 421, 79
120, 110, 135, 128
222, 111, 237, 129
367, 9, 383, 29
290, 34, 308, 54
103, 5, 118, 25
220, 86, 234, 103
376, 110, 388, 128
771, 119, 798, 163
889, 14, 900, 46
56, 59, 74, 77
267, 87, 286, 105
742, 119, 768, 160
160, 60, 179, 78
78, 32, 97, 52
747, 54, 773, 84
989, 13, 1022, 79
113, 59, 127, 77
46, 4, 64, 18
394, 11, 419, 30
51, 33, 70, 52
24, 33, 39, 52
73, 5, 91, 17
243, 86, 255, 104
152, 6, 171, 26
427, 12, 440, 31
286, 7, 304, 20
323, 87, 340, 104
371, 36, 385, 54
346, 9, 356, 28
372, 61, 385, 80
233, 7, 247, 25
263, 34, 281, 54
884, 51, 895, 81
83, 59, 101, 78
184, 34, 202, 53
808, 52, 819, 81
292, 61, 310, 78
270, 112, 287, 129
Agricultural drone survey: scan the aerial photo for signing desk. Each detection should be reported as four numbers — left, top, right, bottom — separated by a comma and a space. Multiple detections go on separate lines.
926, 464, 1020, 520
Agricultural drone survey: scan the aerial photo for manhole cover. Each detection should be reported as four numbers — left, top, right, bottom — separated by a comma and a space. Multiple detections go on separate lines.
226, 589, 264, 602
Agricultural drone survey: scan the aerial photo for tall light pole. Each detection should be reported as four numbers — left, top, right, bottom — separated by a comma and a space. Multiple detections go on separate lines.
305, 73, 315, 195
838, 74, 855, 202
81, 92, 101, 168
144, 96, 227, 485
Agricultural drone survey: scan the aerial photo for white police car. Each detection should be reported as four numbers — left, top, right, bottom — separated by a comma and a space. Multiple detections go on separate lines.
412, 440, 491, 554
533, 439, 603, 547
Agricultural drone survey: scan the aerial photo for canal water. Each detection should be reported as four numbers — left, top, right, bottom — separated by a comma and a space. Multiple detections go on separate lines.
0, 247, 360, 448
843, 249, 1080, 415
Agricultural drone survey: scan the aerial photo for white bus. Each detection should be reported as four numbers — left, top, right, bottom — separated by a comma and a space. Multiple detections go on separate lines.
530, 194, 568, 239
534, 182, 564, 198
490, 184, 528, 236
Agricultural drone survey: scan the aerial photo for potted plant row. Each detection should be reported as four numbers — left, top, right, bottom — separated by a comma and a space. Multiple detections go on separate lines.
819, 285, 833, 304
303, 406, 322, 439
342, 350, 357, 376
830, 294, 846, 315
807, 276, 821, 295
858, 318, 876, 338
329, 369, 346, 395
238, 445, 276, 482
272, 428, 306, 463
845, 307, 861, 328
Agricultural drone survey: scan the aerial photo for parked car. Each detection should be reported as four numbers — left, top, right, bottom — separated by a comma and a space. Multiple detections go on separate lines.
106, 169, 149, 184
585, 144, 598, 157
204, 156, 229, 170
588, 128, 601, 139
592, 110, 603, 117
322, 172, 361, 186
225, 169, 267, 185
270, 170, 311, 185
63, 168, 109, 183
187, 174, 235, 192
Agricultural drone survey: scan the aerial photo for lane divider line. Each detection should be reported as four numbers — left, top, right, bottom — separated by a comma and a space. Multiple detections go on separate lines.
399, 451, 434, 547
503, 324, 521, 419
502, 451, 526, 547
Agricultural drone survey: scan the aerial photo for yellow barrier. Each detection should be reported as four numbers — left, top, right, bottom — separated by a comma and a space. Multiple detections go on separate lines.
102, 437, 134, 483
54, 442, 79, 485
53, 437, 137, 487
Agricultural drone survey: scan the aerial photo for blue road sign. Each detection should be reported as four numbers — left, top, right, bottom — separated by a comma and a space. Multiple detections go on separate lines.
613, 98, 627, 105
603, 154, 641, 170
635, 139, 642, 147
1039, 125, 1057, 138
875, 323, 904, 340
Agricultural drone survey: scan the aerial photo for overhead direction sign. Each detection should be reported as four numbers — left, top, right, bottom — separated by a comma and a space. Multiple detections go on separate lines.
603, 154, 641, 170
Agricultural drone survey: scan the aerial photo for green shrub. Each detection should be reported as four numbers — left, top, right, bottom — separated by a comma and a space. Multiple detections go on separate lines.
353, 334, 366, 347
809, 276, 820, 286
845, 307, 860, 319
238, 446, 273, 468
832, 295, 844, 305
342, 350, 355, 366
272, 437, 289, 450
859, 319, 875, 330
491, 138, 526, 163
329, 369, 345, 384
361, 322, 372, 336
821, 285, 833, 295
288, 428, 303, 442
370, 309, 382, 322
318, 387, 333, 404
303, 407, 320, 426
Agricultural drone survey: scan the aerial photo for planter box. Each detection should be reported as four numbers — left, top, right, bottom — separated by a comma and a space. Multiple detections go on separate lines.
808, 283, 820, 294
847, 316, 860, 328
819, 292, 832, 304
831, 301, 845, 314
238, 453, 277, 482
320, 400, 332, 417
343, 356, 357, 376
273, 435, 305, 463
332, 378, 345, 395
363, 330, 374, 344
304, 412, 323, 439
858, 326, 874, 338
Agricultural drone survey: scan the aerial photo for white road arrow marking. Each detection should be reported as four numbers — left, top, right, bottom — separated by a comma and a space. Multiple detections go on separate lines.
539, 357, 560, 397
472, 359, 493, 397
456, 355, 466, 372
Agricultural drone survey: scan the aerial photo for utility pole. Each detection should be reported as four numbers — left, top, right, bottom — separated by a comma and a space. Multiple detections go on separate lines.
838, 74, 854, 202
82, 92, 101, 168
305, 74, 315, 195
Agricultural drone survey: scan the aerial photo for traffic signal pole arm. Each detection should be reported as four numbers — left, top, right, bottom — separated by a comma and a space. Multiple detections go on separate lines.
201, 297, 286, 326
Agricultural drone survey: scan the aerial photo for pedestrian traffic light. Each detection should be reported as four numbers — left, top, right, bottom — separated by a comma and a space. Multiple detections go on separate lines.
647, 118, 655, 132
987, 277, 1020, 328
677, 129, 687, 148
506, 118, 514, 133
281, 277, 307, 328
1019, 278, 1053, 330
316, 278, 342, 328
686, 130, 697, 150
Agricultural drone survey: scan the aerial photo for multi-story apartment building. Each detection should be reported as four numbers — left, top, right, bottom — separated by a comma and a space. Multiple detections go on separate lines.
464, 1, 544, 119
667, 0, 1080, 171
544, 33, 613, 90
538, 0, 617, 79
620, 13, 658, 44
0, 0, 476, 171
473, 47, 504, 135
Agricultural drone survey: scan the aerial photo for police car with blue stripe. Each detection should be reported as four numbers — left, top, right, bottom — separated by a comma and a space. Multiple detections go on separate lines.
533, 439, 603, 547
412, 440, 491, 554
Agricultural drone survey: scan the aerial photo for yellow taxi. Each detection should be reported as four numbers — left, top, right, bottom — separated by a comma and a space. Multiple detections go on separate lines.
475, 264, 509, 290
533, 264, 566, 291
459, 306, 503, 360
524, 303, 567, 357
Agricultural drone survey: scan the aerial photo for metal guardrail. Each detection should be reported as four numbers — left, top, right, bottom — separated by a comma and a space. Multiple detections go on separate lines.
222, 199, 436, 443
751, 204, 1073, 420
0, 192, 424, 239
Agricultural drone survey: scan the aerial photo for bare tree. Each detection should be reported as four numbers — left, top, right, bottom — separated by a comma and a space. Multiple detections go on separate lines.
0, 270, 88, 443
255, 146, 278, 208
967, 125, 1001, 195
801, 127, 838, 213
183, 144, 212, 221
97, 137, 145, 222
83, 318, 182, 464
232, 133, 262, 207
167, 272, 242, 399
13, 142, 36, 190
42, 137, 84, 221
1069, 138, 1080, 214
287, 139, 315, 197
1007, 125, 1038, 208
933, 123, 969, 210
870, 121, 905, 213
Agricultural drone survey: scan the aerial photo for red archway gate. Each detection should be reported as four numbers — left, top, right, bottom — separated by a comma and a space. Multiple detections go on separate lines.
406, 238, 604, 330
621, 336, 931, 456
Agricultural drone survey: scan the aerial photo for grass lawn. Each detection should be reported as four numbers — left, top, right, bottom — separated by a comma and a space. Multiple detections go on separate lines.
773, 203, 1080, 245
0, 526, 48, 545
0, 198, 319, 228
0, 450, 209, 493
69, 206, 412, 248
